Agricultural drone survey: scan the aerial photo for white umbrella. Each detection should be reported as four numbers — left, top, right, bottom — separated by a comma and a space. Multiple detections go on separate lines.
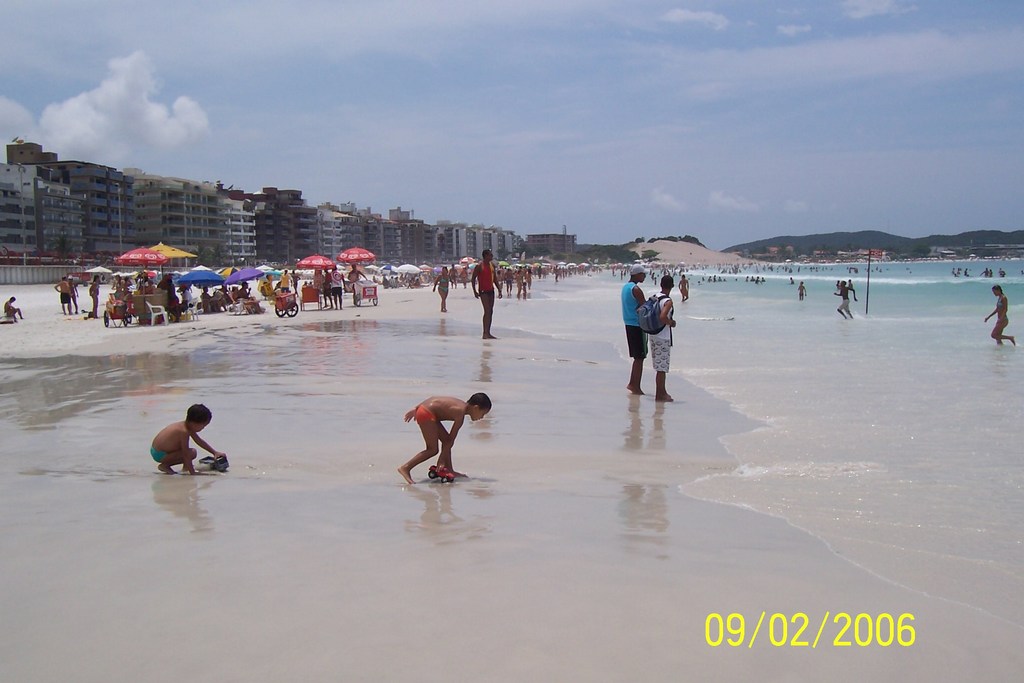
86, 265, 113, 274
191, 265, 213, 271
396, 264, 421, 274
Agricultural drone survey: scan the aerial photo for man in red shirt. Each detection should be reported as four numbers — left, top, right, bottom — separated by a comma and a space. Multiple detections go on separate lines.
470, 249, 498, 339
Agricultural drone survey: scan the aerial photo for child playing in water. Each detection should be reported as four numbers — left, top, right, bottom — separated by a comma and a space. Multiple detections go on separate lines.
150, 404, 226, 474
398, 393, 492, 484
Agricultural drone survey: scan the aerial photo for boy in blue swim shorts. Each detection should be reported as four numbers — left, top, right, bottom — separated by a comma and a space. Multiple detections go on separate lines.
150, 404, 226, 474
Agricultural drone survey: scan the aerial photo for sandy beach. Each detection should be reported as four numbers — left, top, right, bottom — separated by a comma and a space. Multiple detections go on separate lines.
1, 272, 1022, 682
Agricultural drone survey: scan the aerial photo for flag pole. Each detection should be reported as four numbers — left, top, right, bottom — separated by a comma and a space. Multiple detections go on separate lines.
865, 249, 873, 316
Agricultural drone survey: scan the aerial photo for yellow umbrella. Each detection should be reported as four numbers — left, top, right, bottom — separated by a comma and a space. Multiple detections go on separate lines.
150, 243, 198, 258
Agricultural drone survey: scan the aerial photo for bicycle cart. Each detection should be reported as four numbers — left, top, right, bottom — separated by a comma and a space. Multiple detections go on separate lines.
274, 291, 299, 317
103, 295, 134, 327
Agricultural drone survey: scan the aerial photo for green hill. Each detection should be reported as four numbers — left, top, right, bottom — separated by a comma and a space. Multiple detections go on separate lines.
726, 230, 1024, 258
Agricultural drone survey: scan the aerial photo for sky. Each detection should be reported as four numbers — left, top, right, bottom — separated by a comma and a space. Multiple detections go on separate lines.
2, 1, 1023, 250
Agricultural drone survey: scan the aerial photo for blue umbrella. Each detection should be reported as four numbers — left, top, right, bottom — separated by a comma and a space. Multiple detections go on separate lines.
177, 270, 226, 287
224, 267, 265, 285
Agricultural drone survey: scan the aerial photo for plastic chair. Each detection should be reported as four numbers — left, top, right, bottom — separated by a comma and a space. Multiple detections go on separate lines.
146, 301, 169, 325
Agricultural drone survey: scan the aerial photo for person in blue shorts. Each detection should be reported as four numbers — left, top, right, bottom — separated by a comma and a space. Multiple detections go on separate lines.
150, 404, 226, 474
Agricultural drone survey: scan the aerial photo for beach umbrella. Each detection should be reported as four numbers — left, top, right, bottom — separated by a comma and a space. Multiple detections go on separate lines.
419, 264, 432, 271
224, 267, 265, 285
177, 270, 226, 287
459, 256, 476, 264
114, 247, 169, 267
191, 265, 213, 271
218, 266, 239, 277
498, 260, 510, 267
85, 265, 113, 274
150, 243, 197, 259
337, 247, 376, 264
396, 264, 421, 274
296, 254, 337, 269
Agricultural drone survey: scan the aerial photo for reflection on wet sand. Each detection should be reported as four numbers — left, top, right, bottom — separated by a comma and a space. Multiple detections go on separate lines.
622, 396, 666, 452
618, 483, 670, 559
151, 476, 216, 534
478, 349, 493, 383
0, 354, 210, 431
402, 485, 492, 545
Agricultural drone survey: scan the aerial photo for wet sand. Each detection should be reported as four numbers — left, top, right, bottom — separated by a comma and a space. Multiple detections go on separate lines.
1, 281, 1022, 681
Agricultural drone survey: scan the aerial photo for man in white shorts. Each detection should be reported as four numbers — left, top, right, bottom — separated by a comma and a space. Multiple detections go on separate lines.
649, 274, 677, 402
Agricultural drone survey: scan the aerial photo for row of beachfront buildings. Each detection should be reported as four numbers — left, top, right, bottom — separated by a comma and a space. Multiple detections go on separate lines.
0, 141, 578, 265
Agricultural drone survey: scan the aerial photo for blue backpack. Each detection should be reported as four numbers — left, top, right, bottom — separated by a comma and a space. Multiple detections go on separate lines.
636, 294, 668, 334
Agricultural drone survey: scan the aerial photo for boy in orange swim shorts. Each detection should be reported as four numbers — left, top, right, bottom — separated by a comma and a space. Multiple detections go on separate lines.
397, 393, 491, 484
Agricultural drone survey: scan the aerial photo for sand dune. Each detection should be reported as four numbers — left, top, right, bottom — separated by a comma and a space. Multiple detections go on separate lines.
629, 239, 756, 266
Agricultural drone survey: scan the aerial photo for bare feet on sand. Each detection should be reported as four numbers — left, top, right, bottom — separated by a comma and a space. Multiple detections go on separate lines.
397, 466, 415, 485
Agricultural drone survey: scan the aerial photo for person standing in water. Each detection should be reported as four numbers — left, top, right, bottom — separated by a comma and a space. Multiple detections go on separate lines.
622, 264, 648, 395
470, 249, 498, 339
985, 285, 1016, 346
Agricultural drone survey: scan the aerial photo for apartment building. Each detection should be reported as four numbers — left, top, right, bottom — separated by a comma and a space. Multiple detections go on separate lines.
7, 141, 134, 255
248, 187, 317, 264
128, 170, 227, 255
220, 191, 257, 265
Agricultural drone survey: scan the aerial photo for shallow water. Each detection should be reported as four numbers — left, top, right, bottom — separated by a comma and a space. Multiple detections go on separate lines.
634, 260, 1024, 625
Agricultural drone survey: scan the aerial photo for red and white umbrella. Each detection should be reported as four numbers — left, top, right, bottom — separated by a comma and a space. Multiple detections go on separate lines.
296, 254, 337, 269
337, 247, 376, 264
459, 256, 476, 264
114, 247, 170, 267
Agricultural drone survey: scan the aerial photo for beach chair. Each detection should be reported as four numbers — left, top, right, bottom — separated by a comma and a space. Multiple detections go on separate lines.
146, 301, 169, 325
300, 285, 321, 311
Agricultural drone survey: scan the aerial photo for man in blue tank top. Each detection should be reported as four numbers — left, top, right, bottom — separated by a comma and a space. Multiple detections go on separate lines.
622, 264, 648, 394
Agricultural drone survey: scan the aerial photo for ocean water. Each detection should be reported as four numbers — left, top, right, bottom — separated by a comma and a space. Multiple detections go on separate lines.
520, 259, 1024, 627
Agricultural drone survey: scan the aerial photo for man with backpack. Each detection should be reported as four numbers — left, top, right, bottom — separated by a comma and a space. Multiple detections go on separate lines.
648, 275, 677, 402
621, 264, 648, 395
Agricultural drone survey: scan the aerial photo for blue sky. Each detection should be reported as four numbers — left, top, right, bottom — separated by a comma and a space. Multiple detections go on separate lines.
2, 1, 1023, 249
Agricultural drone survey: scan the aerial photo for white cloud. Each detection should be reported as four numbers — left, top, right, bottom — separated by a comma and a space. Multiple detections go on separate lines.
0, 97, 37, 140
709, 190, 759, 213
36, 52, 209, 164
650, 28, 1024, 102
784, 199, 809, 213
842, 0, 916, 20
777, 24, 812, 37
662, 9, 730, 31
651, 186, 687, 212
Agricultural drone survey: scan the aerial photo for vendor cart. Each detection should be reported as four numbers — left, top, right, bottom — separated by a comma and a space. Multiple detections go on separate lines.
275, 291, 299, 317
354, 283, 378, 307
103, 294, 134, 327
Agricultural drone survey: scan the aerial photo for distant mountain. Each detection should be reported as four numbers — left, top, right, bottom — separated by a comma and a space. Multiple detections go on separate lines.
725, 230, 1024, 255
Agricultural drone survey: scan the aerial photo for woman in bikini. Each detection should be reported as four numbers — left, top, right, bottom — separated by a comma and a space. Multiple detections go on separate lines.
432, 266, 451, 312
985, 285, 1016, 346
